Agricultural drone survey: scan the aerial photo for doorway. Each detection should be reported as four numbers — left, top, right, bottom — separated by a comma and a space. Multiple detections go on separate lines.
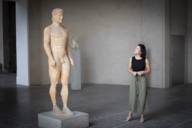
3, 0, 16, 73
0, 0, 16, 86
170, 36, 185, 85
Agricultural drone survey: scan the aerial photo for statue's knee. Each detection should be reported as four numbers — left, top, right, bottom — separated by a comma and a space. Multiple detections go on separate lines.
61, 80, 68, 86
51, 80, 58, 85
49, 86, 56, 94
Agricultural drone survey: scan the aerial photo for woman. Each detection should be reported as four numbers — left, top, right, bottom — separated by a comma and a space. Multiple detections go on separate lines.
126, 43, 151, 123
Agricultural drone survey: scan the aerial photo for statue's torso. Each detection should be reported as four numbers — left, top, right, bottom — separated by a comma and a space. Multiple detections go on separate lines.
49, 25, 68, 63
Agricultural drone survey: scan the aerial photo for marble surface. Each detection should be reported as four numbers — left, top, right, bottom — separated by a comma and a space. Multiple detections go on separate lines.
71, 48, 81, 90
38, 111, 89, 128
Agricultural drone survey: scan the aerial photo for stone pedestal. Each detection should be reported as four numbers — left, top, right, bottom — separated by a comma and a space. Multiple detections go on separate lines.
38, 111, 89, 128
71, 49, 81, 90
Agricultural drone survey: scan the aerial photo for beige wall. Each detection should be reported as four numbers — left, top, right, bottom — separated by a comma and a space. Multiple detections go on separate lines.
29, 0, 169, 88
28, 0, 43, 85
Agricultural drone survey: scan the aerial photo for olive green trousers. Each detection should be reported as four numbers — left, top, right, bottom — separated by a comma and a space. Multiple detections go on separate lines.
128, 75, 147, 114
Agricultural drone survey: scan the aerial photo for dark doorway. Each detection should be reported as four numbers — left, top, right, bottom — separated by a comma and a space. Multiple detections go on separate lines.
3, 0, 16, 73
169, 0, 187, 86
170, 36, 185, 85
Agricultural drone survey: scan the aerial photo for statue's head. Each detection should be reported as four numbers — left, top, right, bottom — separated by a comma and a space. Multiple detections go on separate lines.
52, 8, 63, 23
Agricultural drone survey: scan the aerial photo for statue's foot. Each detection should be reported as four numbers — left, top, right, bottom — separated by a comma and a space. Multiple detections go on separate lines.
53, 105, 63, 115
63, 107, 73, 116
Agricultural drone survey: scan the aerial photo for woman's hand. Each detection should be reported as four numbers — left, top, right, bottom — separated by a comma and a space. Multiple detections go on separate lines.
137, 71, 145, 76
132, 72, 137, 76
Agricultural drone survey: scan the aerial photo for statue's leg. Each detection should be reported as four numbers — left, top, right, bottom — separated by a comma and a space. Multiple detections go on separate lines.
61, 59, 73, 115
49, 65, 62, 114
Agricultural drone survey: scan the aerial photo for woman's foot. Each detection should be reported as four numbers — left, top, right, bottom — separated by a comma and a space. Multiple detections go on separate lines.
126, 112, 132, 121
140, 115, 144, 123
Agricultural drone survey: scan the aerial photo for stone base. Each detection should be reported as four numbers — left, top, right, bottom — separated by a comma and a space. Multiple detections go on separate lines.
38, 111, 89, 128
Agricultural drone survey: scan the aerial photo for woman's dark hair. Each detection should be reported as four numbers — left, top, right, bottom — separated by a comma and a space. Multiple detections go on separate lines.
138, 43, 146, 59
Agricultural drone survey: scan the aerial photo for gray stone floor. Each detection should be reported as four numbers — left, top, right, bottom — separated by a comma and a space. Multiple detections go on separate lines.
0, 73, 192, 128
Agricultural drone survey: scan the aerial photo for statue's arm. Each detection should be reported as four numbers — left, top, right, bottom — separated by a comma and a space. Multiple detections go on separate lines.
43, 27, 54, 61
66, 32, 74, 66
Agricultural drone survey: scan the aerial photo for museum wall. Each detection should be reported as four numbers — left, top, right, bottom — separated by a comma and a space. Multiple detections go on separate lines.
28, 0, 43, 85
170, 0, 187, 36
28, 0, 168, 88
0, 1, 4, 71
186, 0, 192, 83
140, 0, 168, 88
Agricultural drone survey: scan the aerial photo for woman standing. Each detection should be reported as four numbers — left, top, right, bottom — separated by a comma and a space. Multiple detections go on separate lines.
126, 44, 151, 123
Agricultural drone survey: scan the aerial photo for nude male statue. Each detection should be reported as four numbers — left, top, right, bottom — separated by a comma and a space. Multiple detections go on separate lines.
43, 8, 74, 115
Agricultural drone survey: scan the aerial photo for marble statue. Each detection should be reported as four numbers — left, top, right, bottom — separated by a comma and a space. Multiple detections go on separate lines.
71, 39, 79, 50
70, 38, 82, 90
43, 8, 74, 115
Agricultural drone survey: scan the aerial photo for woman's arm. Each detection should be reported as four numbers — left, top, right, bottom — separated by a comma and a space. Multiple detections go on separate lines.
128, 57, 136, 76
144, 58, 151, 74
145, 59, 151, 74
138, 58, 151, 75
66, 31, 74, 66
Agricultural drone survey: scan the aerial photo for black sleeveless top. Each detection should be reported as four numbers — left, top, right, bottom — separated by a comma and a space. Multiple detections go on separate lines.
131, 56, 146, 71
